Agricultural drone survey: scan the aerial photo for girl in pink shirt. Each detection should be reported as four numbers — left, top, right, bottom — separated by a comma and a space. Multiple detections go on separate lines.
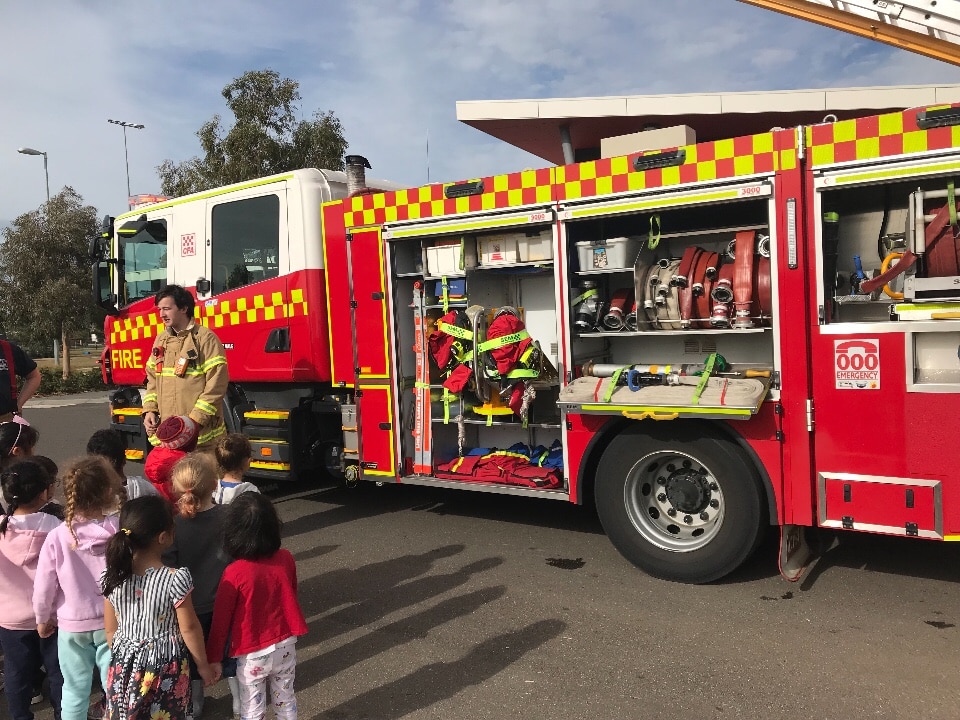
0, 459, 63, 720
33, 456, 121, 720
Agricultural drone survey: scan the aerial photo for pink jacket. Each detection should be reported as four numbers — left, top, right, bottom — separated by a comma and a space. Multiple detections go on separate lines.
0, 514, 62, 631
33, 516, 119, 632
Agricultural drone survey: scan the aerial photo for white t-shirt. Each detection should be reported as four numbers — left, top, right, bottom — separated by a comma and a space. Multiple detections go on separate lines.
214, 478, 260, 505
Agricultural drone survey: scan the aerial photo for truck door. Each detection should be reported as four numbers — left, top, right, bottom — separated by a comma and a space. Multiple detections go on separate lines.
203, 187, 293, 380
807, 148, 960, 540
347, 227, 397, 478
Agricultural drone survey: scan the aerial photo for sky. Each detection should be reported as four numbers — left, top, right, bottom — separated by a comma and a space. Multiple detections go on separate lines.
1, 0, 958, 227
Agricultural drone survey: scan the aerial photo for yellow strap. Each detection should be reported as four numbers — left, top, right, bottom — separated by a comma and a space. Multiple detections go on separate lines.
571, 288, 598, 306
439, 322, 473, 341
603, 368, 625, 403
478, 329, 530, 353
691, 353, 717, 405
441, 275, 449, 312
648, 214, 661, 249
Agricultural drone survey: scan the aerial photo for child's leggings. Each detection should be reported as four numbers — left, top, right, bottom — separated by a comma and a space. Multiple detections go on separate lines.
58, 629, 110, 720
235, 637, 297, 720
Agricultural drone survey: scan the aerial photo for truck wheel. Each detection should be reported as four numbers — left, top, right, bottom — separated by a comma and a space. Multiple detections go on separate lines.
595, 423, 766, 584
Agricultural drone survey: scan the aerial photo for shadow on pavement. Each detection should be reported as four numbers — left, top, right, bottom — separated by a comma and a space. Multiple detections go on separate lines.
309, 619, 566, 720
299, 585, 506, 683
299, 551, 501, 640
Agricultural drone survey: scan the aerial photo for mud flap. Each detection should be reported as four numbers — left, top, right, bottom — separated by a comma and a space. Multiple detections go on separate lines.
778, 524, 813, 582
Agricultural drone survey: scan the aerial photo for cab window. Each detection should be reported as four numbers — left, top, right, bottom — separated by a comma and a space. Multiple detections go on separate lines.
211, 195, 280, 294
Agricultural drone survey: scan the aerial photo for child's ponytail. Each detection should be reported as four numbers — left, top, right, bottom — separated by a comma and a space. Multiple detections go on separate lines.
102, 495, 173, 597
0, 459, 53, 534
170, 454, 217, 520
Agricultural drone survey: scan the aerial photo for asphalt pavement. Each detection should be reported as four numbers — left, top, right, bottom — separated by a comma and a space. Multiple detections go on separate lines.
4, 396, 960, 720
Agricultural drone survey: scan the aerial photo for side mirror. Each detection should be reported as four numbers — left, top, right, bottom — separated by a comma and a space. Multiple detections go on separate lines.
90, 215, 114, 261
196, 276, 212, 295
92, 260, 119, 316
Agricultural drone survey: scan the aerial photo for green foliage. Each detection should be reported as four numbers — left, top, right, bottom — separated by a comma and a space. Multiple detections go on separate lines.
36, 367, 107, 395
158, 69, 348, 197
0, 188, 99, 351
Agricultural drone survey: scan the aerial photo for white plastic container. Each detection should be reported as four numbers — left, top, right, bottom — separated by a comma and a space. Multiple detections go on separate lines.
426, 242, 465, 276
576, 236, 642, 270
517, 230, 554, 262
478, 234, 520, 265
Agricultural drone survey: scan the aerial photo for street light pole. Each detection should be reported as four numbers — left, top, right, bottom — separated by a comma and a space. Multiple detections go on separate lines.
107, 119, 145, 200
17, 147, 49, 205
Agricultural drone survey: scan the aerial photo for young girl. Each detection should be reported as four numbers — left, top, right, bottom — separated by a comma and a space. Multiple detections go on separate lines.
206, 493, 307, 720
0, 460, 63, 720
102, 495, 217, 720
0, 420, 39, 470
213, 434, 259, 504
33, 456, 121, 720
164, 454, 238, 718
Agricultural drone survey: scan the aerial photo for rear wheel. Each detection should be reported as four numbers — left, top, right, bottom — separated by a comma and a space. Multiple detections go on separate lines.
595, 423, 766, 583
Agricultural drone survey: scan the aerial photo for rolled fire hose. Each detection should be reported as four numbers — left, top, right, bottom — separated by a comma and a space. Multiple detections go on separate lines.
678, 247, 703, 328
732, 230, 756, 329
711, 260, 735, 327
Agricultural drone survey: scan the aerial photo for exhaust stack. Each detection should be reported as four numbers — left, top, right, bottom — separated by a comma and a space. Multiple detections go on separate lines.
345, 155, 372, 197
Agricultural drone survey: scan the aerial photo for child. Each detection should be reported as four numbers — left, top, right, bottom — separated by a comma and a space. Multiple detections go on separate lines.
33, 456, 121, 720
206, 493, 307, 720
102, 495, 217, 720
0, 460, 63, 720
144, 416, 198, 503
86, 429, 157, 501
213, 434, 259, 504
163, 454, 238, 718
0, 420, 39, 470
29, 457, 65, 521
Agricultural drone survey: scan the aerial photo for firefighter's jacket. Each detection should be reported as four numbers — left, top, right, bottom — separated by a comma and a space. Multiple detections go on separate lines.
142, 322, 229, 448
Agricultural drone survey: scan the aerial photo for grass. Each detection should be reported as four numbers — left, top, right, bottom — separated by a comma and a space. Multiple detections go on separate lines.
34, 347, 102, 370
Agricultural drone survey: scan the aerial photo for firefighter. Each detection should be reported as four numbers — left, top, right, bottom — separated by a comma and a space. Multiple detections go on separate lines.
141, 285, 229, 450
0, 339, 41, 423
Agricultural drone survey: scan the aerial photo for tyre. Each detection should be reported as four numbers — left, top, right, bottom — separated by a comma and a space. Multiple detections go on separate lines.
594, 422, 766, 583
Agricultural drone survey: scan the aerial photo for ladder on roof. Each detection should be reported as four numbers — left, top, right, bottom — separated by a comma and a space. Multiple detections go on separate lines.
738, 0, 960, 66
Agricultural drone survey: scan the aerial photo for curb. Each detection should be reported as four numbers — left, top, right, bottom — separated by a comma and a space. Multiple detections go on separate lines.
28, 391, 112, 409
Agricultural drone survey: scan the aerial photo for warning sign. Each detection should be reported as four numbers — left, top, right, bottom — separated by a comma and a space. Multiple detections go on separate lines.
181, 233, 196, 257
834, 339, 880, 390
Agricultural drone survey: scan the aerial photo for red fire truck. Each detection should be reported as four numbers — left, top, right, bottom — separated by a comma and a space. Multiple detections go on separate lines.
93, 102, 960, 583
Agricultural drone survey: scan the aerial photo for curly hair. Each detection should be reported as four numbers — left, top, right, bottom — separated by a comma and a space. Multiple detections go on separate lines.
170, 453, 217, 519
62, 455, 122, 548
154, 284, 195, 317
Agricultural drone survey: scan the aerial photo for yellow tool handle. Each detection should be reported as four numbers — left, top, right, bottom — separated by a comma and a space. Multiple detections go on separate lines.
622, 410, 679, 421
743, 369, 771, 378
931, 311, 960, 319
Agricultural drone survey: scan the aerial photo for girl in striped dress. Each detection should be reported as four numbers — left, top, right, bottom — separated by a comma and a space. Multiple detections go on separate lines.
101, 495, 218, 720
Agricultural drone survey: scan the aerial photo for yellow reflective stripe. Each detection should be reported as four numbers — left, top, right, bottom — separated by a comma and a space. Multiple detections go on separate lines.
148, 435, 161, 447
156, 368, 210, 377
194, 399, 218, 416
198, 425, 226, 445
143, 393, 157, 403
145, 358, 158, 370
199, 356, 226, 372
478, 330, 530, 352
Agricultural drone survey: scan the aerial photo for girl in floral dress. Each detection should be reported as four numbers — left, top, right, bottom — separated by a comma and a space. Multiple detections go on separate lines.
101, 495, 218, 720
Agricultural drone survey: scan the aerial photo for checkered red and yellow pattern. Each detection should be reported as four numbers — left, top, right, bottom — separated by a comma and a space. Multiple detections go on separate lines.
557, 132, 794, 201
808, 104, 960, 168
108, 288, 308, 344
341, 168, 554, 228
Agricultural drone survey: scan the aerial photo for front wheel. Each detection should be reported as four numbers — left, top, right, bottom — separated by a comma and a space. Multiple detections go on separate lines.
595, 423, 766, 584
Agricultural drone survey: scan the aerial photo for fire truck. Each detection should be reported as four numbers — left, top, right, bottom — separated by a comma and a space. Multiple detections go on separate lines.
92, 101, 960, 583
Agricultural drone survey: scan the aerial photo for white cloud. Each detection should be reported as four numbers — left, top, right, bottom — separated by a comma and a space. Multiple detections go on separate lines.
1, 0, 957, 225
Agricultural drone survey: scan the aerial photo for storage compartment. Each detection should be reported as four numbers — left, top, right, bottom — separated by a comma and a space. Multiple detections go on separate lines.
576, 236, 641, 271
517, 230, 554, 262
425, 238, 476, 276
478, 234, 520, 265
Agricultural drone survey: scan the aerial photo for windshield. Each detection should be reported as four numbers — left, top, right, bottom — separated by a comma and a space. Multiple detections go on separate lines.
118, 222, 167, 306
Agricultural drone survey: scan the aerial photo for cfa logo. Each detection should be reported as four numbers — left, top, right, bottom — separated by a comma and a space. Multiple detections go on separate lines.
111, 349, 143, 369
